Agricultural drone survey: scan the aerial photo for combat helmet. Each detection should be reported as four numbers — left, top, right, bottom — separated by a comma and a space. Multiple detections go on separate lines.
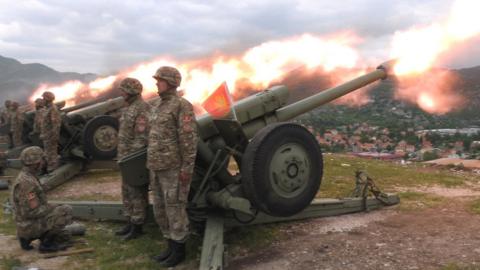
153, 66, 182, 87
42, 91, 55, 102
10, 102, 19, 109
35, 98, 45, 107
119, 78, 143, 95
20, 146, 44, 166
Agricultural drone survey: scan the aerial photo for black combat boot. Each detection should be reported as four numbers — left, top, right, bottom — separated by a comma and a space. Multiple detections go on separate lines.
159, 240, 186, 267
115, 222, 132, 236
39, 232, 61, 253
152, 239, 173, 262
122, 224, 143, 241
19, 237, 33, 250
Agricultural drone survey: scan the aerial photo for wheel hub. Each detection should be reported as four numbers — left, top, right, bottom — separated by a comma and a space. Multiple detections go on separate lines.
269, 143, 311, 198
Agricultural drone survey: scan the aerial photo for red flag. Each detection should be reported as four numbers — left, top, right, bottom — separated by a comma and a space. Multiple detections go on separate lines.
202, 82, 234, 118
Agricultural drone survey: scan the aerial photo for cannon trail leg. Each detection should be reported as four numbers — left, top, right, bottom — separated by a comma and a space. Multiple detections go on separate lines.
200, 214, 225, 270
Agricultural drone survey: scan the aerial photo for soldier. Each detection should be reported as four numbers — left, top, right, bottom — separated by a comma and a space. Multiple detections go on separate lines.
10, 146, 73, 252
148, 66, 198, 267
31, 98, 46, 136
40, 91, 61, 173
0, 100, 11, 125
0, 100, 12, 148
114, 77, 150, 240
10, 101, 24, 147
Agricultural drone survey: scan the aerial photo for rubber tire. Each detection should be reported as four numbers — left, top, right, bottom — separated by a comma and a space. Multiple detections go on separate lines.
83, 115, 119, 160
241, 123, 323, 217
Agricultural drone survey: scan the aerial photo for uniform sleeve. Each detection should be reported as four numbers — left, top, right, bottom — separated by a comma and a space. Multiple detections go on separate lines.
13, 182, 49, 219
177, 101, 198, 175
131, 105, 150, 149
51, 107, 62, 132
117, 109, 134, 159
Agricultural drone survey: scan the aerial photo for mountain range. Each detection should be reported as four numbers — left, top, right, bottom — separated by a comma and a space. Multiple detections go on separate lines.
0, 55, 479, 129
0, 55, 96, 104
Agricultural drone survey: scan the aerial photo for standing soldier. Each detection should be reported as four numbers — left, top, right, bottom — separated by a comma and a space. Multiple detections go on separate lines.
114, 78, 150, 240
148, 66, 198, 267
10, 101, 24, 147
31, 98, 46, 137
0, 100, 12, 125
40, 91, 61, 173
11, 146, 73, 252
0, 100, 12, 148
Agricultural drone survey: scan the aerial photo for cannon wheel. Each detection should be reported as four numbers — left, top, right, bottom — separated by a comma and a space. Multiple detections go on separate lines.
83, 115, 119, 160
241, 123, 323, 217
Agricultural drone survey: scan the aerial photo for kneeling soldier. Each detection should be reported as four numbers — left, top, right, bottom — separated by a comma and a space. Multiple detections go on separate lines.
10, 146, 73, 252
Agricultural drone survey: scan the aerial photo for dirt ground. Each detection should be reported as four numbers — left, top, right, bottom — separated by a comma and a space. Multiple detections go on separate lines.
228, 188, 480, 270
426, 158, 480, 171
3, 171, 480, 269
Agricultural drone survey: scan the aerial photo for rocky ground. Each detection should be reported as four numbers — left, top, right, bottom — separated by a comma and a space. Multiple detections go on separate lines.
2, 165, 480, 269
228, 187, 480, 270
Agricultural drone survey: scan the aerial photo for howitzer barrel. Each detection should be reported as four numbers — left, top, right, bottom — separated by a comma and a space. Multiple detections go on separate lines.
197, 60, 394, 140
275, 64, 390, 121
61, 99, 101, 113
66, 97, 125, 120
240, 61, 394, 138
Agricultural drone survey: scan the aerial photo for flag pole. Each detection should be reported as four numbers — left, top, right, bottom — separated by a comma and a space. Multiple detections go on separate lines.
224, 82, 238, 121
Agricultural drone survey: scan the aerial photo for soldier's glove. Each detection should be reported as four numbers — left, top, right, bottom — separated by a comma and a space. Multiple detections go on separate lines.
178, 172, 191, 203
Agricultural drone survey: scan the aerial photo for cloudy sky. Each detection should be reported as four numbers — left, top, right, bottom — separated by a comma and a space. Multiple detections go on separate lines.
1, 0, 478, 75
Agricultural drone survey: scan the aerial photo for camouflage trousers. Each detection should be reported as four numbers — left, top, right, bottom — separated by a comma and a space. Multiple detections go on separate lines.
150, 169, 189, 242
12, 130, 22, 147
121, 180, 148, 225
16, 204, 73, 240
43, 136, 59, 172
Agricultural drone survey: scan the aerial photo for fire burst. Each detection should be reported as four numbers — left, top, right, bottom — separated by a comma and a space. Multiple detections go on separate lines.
390, 0, 480, 113
29, 33, 362, 107
28, 0, 479, 116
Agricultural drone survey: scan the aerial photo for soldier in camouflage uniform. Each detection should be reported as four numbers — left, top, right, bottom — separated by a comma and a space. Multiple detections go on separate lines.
114, 77, 150, 240
0, 100, 12, 148
10, 101, 24, 147
11, 146, 73, 252
148, 66, 198, 267
40, 91, 61, 172
31, 98, 46, 137
0, 100, 11, 125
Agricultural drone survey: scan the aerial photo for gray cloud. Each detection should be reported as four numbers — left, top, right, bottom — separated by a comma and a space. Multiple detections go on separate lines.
0, 0, 475, 74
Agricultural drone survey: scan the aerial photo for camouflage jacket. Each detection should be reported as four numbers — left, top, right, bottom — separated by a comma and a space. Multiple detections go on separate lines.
117, 96, 151, 159
9, 109, 24, 133
0, 107, 10, 125
33, 108, 45, 134
40, 104, 61, 139
11, 168, 52, 236
147, 90, 198, 173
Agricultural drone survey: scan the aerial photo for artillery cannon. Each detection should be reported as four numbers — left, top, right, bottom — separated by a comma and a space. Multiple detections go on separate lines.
111, 60, 399, 268
0, 97, 126, 189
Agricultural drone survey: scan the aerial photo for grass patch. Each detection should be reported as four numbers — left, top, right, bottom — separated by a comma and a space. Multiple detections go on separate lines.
225, 224, 281, 252
467, 199, 480, 215
441, 262, 480, 270
318, 154, 466, 198
0, 255, 22, 269
397, 191, 446, 211
63, 221, 201, 270
0, 190, 16, 235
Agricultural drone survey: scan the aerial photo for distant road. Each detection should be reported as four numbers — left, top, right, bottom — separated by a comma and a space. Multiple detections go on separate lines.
425, 158, 480, 169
